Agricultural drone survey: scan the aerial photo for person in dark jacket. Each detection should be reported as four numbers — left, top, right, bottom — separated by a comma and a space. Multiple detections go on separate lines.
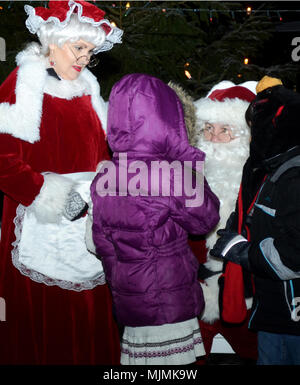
88, 73, 220, 365
210, 75, 300, 365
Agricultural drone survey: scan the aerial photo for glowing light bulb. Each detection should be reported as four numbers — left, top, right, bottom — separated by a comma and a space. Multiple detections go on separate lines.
184, 70, 192, 79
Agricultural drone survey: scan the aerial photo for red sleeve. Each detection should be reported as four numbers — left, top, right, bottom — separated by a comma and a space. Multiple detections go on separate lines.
0, 68, 44, 206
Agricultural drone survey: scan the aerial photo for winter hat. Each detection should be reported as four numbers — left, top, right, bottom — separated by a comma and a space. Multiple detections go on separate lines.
24, 0, 123, 53
247, 76, 300, 164
256, 75, 283, 94
194, 80, 257, 138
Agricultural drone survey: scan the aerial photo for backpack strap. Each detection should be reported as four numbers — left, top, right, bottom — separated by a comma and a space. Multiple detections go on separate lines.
270, 155, 300, 183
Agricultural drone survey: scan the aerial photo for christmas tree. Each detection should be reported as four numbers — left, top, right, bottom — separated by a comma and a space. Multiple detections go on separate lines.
0, 1, 299, 99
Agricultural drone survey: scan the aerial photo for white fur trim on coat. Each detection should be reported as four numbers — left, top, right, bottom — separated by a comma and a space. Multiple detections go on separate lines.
0, 50, 45, 143
28, 173, 75, 223
0, 43, 107, 143
200, 273, 221, 324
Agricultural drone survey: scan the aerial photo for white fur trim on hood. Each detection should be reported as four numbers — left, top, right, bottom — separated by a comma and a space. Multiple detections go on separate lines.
0, 43, 107, 144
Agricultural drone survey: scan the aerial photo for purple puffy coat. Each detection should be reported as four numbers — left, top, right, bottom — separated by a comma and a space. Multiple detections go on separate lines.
91, 74, 220, 327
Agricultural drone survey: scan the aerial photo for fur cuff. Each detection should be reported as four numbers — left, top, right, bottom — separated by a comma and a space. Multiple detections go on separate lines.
29, 173, 75, 223
200, 273, 221, 324
85, 200, 97, 255
85, 213, 97, 255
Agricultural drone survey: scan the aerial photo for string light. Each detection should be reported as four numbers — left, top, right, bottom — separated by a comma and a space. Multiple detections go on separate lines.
184, 70, 192, 79
110, 21, 117, 27
243, 57, 249, 65
0, 2, 299, 18
95, 4, 300, 17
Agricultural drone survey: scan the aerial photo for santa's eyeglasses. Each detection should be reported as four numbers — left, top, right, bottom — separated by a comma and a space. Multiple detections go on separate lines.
68, 44, 99, 68
201, 124, 236, 143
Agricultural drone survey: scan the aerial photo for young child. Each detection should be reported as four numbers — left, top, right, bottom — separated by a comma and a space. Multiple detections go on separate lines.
89, 73, 220, 365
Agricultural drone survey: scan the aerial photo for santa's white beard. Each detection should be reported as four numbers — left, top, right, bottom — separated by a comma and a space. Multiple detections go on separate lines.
199, 137, 249, 267
197, 137, 251, 323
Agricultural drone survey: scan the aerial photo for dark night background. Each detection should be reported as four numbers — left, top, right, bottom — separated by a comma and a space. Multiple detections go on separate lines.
1, 0, 300, 222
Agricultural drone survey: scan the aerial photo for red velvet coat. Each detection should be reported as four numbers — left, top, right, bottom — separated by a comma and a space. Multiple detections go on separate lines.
0, 47, 120, 364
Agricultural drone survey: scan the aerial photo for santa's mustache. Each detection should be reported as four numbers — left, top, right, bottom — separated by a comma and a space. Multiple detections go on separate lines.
198, 137, 249, 162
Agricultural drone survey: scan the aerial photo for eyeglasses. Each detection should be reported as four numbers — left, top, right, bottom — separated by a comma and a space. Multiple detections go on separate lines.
201, 124, 236, 143
68, 44, 99, 68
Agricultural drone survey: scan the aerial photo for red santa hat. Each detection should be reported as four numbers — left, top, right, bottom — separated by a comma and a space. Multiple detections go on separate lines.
24, 0, 123, 53
194, 80, 257, 137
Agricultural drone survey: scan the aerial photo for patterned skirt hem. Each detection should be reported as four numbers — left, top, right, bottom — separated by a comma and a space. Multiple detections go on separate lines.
120, 319, 205, 365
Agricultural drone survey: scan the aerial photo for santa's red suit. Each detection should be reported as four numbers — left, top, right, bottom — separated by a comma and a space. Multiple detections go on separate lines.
191, 81, 258, 362
0, 45, 120, 364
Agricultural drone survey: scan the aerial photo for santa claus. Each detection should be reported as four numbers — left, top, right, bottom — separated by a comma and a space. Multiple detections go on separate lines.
194, 81, 258, 362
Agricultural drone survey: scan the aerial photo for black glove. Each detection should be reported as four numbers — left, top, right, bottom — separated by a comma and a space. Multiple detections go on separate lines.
224, 211, 248, 238
63, 190, 88, 221
210, 229, 251, 270
224, 212, 237, 231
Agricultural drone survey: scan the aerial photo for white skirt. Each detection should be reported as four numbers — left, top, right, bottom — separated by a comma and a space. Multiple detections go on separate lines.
121, 318, 205, 365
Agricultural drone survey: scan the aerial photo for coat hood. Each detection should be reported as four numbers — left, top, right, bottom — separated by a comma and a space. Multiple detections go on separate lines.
247, 84, 300, 165
107, 73, 205, 164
